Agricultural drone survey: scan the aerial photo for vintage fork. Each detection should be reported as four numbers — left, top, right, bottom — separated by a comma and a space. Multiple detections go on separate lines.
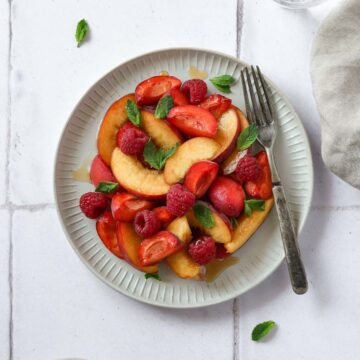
241, 66, 308, 294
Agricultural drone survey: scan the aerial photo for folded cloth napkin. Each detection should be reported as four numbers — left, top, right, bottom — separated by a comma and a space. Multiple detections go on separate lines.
311, 0, 360, 189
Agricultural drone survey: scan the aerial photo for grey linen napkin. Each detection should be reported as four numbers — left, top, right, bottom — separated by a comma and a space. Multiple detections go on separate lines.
311, 0, 360, 189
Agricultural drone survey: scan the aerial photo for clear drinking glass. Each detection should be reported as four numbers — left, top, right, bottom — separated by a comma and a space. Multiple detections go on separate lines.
272, 0, 328, 9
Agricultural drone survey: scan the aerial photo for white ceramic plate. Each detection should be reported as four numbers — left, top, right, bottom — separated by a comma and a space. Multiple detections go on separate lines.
54, 48, 313, 308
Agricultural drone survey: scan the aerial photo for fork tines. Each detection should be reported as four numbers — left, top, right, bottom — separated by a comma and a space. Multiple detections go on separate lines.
241, 66, 273, 127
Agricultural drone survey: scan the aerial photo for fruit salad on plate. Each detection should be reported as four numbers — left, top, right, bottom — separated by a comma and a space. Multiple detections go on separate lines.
78, 74, 274, 280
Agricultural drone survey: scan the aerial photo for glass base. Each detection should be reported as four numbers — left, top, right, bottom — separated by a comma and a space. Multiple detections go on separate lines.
272, 0, 328, 9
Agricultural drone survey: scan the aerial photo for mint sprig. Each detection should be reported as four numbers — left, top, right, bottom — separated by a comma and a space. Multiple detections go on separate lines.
145, 273, 161, 281
193, 202, 215, 228
244, 199, 265, 216
155, 95, 174, 119
252, 321, 276, 341
237, 123, 258, 151
125, 100, 141, 127
210, 75, 236, 93
75, 19, 89, 48
230, 216, 239, 229
143, 141, 178, 170
95, 181, 119, 194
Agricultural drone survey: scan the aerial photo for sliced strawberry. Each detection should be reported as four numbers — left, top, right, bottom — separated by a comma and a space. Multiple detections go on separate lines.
168, 88, 190, 106
138, 231, 182, 266
244, 151, 272, 200
167, 105, 218, 138
135, 76, 181, 106
184, 161, 219, 198
96, 211, 123, 258
199, 94, 232, 119
90, 154, 117, 187
153, 206, 176, 227
111, 192, 155, 222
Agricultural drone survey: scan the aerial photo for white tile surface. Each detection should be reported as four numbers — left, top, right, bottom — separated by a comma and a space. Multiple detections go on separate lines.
0, 1, 9, 205
9, 0, 237, 205
0, 210, 10, 360
237, 208, 360, 359
12, 209, 233, 360
241, 0, 360, 207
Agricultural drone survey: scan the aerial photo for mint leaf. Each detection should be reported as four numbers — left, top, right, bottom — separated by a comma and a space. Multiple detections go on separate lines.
75, 19, 89, 48
145, 273, 161, 281
252, 321, 276, 341
237, 123, 258, 151
193, 202, 215, 228
126, 100, 141, 127
210, 75, 235, 93
95, 181, 119, 193
230, 216, 239, 229
244, 199, 265, 216
155, 95, 174, 119
143, 141, 178, 170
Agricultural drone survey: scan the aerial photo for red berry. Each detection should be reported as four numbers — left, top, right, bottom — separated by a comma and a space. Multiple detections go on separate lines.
117, 126, 149, 156
181, 79, 207, 104
235, 155, 261, 182
80, 192, 109, 219
215, 243, 231, 260
188, 236, 216, 265
166, 184, 196, 217
134, 210, 161, 238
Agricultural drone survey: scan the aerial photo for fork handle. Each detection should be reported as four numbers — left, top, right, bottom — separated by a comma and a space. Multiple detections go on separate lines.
272, 183, 308, 294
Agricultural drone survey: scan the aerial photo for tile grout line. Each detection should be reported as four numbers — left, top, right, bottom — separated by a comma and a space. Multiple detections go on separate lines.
234, 1, 244, 359
236, 0, 244, 59
6, 1, 13, 359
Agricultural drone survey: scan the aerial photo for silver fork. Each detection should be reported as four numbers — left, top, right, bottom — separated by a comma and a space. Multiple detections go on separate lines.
241, 66, 308, 295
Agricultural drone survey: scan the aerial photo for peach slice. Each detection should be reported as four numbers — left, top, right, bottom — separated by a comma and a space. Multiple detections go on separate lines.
141, 111, 182, 149
97, 94, 135, 165
221, 106, 249, 172
187, 201, 232, 244
225, 198, 274, 253
164, 138, 220, 185
213, 108, 241, 163
166, 217, 204, 280
166, 216, 192, 245
116, 222, 158, 273
111, 148, 170, 199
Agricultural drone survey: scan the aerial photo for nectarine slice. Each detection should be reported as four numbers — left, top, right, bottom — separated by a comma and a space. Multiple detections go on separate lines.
187, 202, 232, 244
111, 148, 170, 199
141, 111, 182, 149
164, 137, 220, 185
166, 216, 192, 245
97, 94, 136, 165
116, 222, 158, 273
213, 108, 241, 163
225, 198, 274, 253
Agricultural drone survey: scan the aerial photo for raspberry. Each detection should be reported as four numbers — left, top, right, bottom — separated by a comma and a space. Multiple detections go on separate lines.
79, 192, 109, 219
117, 126, 149, 156
134, 210, 161, 238
215, 243, 231, 260
181, 79, 207, 104
166, 184, 195, 217
188, 236, 216, 265
235, 155, 261, 182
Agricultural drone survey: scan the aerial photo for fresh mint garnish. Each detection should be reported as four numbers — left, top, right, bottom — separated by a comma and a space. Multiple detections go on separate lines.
145, 273, 161, 281
75, 19, 89, 47
125, 100, 141, 127
252, 321, 276, 341
193, 202, 215, 229
230, 216, 239, 228
95, 181, 119, 193
244, 199, 265, 216
210, 74, 236, 93
143, 140, 179, 171
236, 123, 258, 151
155, 95, 174, 119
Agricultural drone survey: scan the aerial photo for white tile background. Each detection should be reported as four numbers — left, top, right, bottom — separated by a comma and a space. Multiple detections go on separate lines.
1, 0, 360, 359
